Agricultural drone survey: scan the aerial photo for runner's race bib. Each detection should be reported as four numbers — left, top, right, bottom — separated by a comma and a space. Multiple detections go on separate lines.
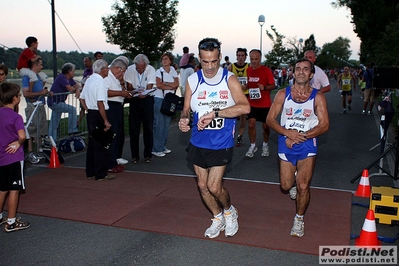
197, 111, 225, 130
237, 77, 247, 86
249, 88, 262, 100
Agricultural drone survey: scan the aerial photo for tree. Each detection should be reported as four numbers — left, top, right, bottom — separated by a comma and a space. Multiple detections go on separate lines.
332, 0, 399, 65
285, 37, 301, 65
102, 0, 179, 64
264, 25, 291, 67
316, 37, 352, 69
302, 34, 318, 54
285, 34, 319, 66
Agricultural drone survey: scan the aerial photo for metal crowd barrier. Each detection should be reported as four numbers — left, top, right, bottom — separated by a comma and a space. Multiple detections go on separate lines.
24, 91, 87, 147
47, 91, 87, 140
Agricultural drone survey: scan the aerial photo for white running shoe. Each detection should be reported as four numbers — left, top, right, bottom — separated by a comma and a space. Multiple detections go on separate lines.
290, 216, 304, 237
245, 146, 258, 158
289, 186, 297, 200
224, 206, 239, 237
163, 148, 171, 154
116, 158, 128, 165
204, 216, 226, 238
151, 151, 166, 157
261, 146, 270, 157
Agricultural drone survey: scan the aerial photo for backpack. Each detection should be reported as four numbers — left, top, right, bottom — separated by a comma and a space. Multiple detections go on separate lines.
58, 136, 86, 153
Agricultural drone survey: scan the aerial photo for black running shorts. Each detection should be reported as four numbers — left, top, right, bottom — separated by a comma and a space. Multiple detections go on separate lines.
186, 143, 233, 168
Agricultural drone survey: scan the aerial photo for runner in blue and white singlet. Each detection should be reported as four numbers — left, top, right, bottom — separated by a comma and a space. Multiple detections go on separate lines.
278, 86, 319, 159
266, 58, 329, 238
188, 67, 237, 150
178, 37, 251, 239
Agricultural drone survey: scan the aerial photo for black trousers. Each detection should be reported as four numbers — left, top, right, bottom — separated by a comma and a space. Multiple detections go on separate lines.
128, 96, 154, 160
106, 101, 124, 168
86, 110, 111, 179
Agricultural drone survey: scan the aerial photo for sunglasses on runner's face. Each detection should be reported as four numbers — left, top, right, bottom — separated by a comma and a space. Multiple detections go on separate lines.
199, 41, 220, 50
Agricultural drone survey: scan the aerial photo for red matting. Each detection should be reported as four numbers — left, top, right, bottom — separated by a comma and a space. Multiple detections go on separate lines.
18, 167, 351, 255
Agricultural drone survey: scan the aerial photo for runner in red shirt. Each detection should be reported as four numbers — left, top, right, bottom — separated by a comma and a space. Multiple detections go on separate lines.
245, 49, 276, 158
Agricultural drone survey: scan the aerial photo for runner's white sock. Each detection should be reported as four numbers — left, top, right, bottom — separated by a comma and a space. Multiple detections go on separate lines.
224, 206, 234, 213
7, 217, 16, 225
214, 212, 224, 219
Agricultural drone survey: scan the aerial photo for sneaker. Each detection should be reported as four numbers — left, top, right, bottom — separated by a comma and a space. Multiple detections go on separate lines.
163, 148, 171, 154
116, 158, 128, 165
348, 104, 351, 111
152, 151, 166, 157
27, 153, 40, 164
245, 146, 258, 158
108, 166, 124, 173
236, 135, 243, 147
261, 146, 270, 157
0, 217, 7, 226
290, 216, 305, 237
362, 110, 366, 115
204, 216, 226, 238
342, 109, 347, 114
132, 158, 139, 164
145, 157, 152, 163
224, 206, 239, 237
96, 175, 116, 181
289, 186, 297, 200
5, 218, 30, 232
367, 111, 372, 115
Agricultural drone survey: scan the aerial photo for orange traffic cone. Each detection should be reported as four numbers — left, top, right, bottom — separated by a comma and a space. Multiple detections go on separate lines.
354, 169, 371, 198
355, 209, 381, 246
47, 147, 61, 169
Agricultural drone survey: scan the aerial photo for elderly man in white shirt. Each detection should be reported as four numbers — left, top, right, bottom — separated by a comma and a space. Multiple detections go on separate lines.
304, 50, 331, 93
79, 59, 115, 181
124, 54, 156, 163
104, 58, 132, 173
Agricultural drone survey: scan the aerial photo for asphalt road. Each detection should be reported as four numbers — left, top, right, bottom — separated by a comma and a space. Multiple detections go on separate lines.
2, 79, 398, 266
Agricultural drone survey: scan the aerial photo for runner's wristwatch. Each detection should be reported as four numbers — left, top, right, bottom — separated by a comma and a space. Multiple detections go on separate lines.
213, 108, 220, 118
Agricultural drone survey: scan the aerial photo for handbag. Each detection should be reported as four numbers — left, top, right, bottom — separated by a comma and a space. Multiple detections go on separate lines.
90, 127, 116, 149
161, 92, 184, 116
159, 71, 184, 116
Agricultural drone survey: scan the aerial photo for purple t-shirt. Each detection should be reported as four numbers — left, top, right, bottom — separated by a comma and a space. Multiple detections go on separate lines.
0, 108, 25, 166
83, 67, 93, 78
48, 74, 76, 106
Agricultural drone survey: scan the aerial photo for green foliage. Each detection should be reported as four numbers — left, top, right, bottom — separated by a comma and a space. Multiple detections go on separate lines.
316, 37, 353, 69
333, 0, 399, 65
302, 34, 317, 54
102, 0, 179, 64
264, 25, 292, 67
0, 47, 121, 76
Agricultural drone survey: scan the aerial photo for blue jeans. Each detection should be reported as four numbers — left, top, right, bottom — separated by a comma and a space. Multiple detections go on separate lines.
153, 97, 171, 153
48, 102, 78, 141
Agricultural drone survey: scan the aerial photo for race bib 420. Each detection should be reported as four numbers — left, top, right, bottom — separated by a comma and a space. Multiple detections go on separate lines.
249, 88, 262, 100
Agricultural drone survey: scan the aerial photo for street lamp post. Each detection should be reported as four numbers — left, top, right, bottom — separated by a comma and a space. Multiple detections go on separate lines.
298, 38, 303, 58
258, 15, 265, 56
